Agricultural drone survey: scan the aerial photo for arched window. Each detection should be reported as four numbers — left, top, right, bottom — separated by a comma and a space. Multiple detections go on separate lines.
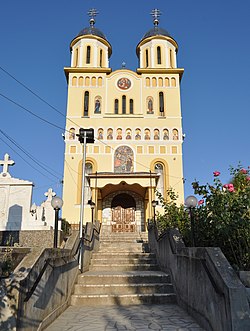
69, 128, 75, 140
84, 91, 89, 117
171, 77, 176, 87
152, 77, 157, 87
145, 49, 149, 67
79, 77, 83, 86
165, 77, 170, 87
114, 146, 134, 173
114, 99, 119, 114
86, 46, 91, 64
169, 49, 173, 68
73, 48, 78, 67
94, 96, 101, 114
91, 77, 96, 86
157, 46, 162, 65
85, 77, 90, 86
147, 97, 154, 114
173, 129, 179, 140
146, 77, 150, 87
159, 92, 164, 115
122, 95, 126, 114
154, 162, 164, 197
99, 49, 103, 67
129, 99, 134, 114
85, 162, 93, 174
98, 77, 103, 86
72, 76, 77, 87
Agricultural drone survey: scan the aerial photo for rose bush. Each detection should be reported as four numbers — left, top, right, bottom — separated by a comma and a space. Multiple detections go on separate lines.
156, 164, 250, 271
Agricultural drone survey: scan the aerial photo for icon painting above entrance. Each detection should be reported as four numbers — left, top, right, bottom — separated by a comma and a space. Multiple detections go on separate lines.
114, 146, 134, 173
111, 193, 136, 232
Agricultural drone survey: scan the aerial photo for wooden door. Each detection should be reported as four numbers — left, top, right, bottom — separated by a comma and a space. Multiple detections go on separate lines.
112, 206, 135, 232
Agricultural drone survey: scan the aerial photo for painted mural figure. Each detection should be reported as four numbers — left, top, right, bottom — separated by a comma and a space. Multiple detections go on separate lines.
114, 146, 134, 173
154, 129, 160, 140
135, 128, 141, 140
107, 128, 113, 140
94, 98, 101, 113
98, 128, 104, 140
163, 129, 169, 140
116, 128, 122, 140
147, 97, 154, 114
144, 129, 150, 140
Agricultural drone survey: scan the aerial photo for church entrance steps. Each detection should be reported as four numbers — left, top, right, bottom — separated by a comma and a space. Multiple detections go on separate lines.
70, 293, 176, 306
70, 232, 177, 307
76, 271, 171, 285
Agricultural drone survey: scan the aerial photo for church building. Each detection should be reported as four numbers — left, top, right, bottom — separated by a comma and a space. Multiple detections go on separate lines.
62, 9, 184, 233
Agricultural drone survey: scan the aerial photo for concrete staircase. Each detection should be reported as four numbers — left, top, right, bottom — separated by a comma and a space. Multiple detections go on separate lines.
71, 232, 176, 306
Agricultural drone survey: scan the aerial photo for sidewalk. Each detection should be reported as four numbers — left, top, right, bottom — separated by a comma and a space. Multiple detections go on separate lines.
45, 304, 204, 331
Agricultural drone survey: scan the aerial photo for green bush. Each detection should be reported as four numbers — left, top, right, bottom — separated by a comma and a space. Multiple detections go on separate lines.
156, 165, 250, 271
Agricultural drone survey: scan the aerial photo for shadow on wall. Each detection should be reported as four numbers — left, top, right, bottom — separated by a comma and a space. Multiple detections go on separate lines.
1, 205, 23, 245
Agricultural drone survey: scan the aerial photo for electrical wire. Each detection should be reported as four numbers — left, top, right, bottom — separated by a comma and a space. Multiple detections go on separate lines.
0, 134, 60, 182
0, 66, 185, 184
0, 128, 62, 179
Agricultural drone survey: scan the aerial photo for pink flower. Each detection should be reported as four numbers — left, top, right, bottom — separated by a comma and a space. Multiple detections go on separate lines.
241, 169, 247, 174
228, 184, 235, 192
198, 199, 204, 205
246, 177, 250, 181
223, 184, 229, 188
213, 171, 220, 177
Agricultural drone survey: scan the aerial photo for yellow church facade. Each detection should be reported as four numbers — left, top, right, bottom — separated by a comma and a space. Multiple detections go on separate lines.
62, 9, 184, 234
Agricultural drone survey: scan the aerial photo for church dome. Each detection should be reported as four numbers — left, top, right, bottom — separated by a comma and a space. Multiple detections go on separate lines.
76, 26, 108, 41
141, 26, 172, 41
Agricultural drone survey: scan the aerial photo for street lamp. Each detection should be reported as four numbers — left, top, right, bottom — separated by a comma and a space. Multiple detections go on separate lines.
88, 200, 96, 223
51, 196, 63, 248
185, 195, 198, 247
152, 200, 158, 223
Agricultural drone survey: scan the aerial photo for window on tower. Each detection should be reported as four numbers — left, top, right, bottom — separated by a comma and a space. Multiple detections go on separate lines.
145, 49, 149, 67
157, 46, 162, 65
114, 99, 119, 114
122, 95, 126, 114
129, 99, 134, 114
84, 91, 89, 116
99, 49, 103, 67
159, 92, 164, 115
86, 46, 91, 64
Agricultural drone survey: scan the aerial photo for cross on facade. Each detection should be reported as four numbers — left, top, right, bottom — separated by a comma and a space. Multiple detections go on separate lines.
44, 188, 56, 201
0, 153, 15, 175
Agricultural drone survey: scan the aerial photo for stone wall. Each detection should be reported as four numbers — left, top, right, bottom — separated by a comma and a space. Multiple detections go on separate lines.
0, 230, 63, 248
148, 226, 250, 331
0, 222, 101, 331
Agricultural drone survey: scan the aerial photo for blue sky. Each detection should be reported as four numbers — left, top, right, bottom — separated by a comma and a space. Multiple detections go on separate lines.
0, 0, 250, 205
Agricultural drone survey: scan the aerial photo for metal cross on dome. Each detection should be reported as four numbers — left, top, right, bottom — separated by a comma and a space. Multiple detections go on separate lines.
151, 8, 162, 26
0, 153, 15, 176
88, 8, 99, 26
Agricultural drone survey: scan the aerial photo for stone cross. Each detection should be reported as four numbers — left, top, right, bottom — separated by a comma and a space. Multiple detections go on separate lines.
0, 153, 15, 176
44, 188, 56, 201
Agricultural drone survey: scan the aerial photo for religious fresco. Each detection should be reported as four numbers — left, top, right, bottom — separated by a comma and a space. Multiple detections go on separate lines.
114, 146, 134, 173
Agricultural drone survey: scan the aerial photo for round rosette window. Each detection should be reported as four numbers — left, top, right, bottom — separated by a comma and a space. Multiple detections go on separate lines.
117, 78, 131, 90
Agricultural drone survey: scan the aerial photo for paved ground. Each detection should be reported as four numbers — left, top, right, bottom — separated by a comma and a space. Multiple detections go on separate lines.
45, 304, 205, 331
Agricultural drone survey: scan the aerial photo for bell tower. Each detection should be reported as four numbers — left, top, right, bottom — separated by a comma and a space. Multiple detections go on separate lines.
62, 9, 185, 232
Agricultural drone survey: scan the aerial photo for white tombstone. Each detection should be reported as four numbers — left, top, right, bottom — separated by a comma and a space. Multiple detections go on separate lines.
0, 153, 59, 231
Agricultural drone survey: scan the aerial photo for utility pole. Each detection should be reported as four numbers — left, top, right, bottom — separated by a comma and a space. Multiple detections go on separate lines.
77, 128, 94, 271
